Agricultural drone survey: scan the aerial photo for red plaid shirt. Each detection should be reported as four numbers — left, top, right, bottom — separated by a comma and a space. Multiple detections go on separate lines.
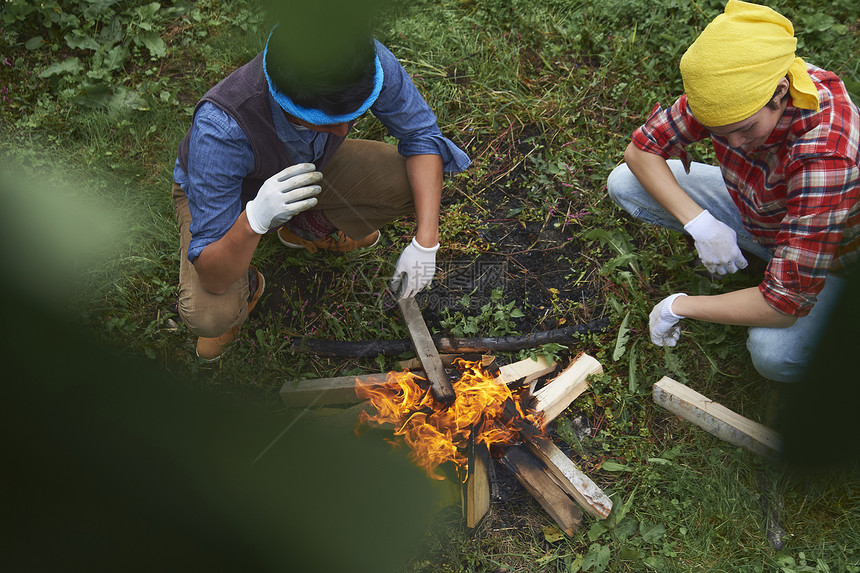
632, 66, 860, 316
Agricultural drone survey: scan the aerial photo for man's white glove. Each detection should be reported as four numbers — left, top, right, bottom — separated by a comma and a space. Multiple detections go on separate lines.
391, 237, 439, 299
683, 210, 748, 275
245, 163, 323, 235
649, 293, 688, 347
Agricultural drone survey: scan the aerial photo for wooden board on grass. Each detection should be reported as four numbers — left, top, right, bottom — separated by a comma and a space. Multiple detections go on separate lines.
652, 376, 782, 457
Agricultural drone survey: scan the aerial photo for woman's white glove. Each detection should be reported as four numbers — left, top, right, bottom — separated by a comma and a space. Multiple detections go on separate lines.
649, 293, 688, 346
684, 210, 748, 275
391, 237, 439, 299
245, 163, 323, 235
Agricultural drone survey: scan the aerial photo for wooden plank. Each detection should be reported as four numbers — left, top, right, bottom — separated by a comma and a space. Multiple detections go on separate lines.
280, 374, 392, 408
652, 377, 782, 457
398, 354, 494, 371
398, 297, 455, 403
497, 355, 557, 386
525, 435, 612, 519
501, 445, 582, 536
532, 353, 602, 426
464, 438, 491, 528
280, 355, 556, 409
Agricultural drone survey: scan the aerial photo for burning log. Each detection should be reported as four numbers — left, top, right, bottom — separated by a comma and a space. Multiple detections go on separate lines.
288, 319, 610, 357
283, 353, 610, 533
279, 355, 557, 408
501, 445, 583, 536
354, 360, 541, 481
398, 296, 456, 402
463, 430, 491, 528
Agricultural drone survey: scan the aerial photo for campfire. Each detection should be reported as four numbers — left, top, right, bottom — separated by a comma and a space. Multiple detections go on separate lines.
280, 297, 613, 536
354, 358, 543, 481
347, 354, 612, 535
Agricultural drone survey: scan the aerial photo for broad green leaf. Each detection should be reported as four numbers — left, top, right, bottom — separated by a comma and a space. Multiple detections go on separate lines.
135, 2, 161, 20
138, 31, 167, 58
40, 57, 83, 78
640, 521, 666, 544
66, 30, 100, 51
612, 312, 630, 361
601, 461, 633, 472
587, 521, 608, 542
614, 488, 635, 524
100, 15, 124, 45
24, 36, 43, 50
582, 543, 602, 571
103, 45, 128, 71
542, 524, 565, 543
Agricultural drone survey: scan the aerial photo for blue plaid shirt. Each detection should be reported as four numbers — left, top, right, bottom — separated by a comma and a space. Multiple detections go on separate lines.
174, 41, 470, 262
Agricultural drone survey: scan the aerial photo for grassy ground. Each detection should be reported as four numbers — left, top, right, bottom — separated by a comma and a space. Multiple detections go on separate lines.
2, 0, 860, 571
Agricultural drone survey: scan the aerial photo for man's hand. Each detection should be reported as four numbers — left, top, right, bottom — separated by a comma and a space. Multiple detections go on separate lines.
684, 210, 748, 275
391, 238, 439, 299
649, 293, 688, 346
245, 163, 323, 234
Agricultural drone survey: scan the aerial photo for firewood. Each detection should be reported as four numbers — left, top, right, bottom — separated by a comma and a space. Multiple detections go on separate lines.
464, 435, 491, 528
525, 435, 612, 519
279, 373, 389, 408
398, 354, 494, 371
398, 297, 456, 402
652, 377, 782, 457
501, 445, 582, 536
289, 319, 610, 357
497, 355, 556, 387
531, 353, 602, 426
280, 355, 556, 408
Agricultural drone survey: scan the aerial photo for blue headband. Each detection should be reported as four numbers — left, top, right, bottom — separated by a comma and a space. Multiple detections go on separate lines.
262, 25, 384, 125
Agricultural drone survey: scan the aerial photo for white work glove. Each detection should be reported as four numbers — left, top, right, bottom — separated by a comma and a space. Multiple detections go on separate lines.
683, 210, 748, 275
390, 237, 439, 299
649, 293, 688, 347
245, 163, 323, 235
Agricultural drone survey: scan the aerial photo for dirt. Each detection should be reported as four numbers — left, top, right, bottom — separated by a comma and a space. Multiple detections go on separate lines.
255, 124, 608, 347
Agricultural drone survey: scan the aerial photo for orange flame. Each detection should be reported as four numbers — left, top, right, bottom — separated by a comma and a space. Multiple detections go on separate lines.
356, 359, 543, 480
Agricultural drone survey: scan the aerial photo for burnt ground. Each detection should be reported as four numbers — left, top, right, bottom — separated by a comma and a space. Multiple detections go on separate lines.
252, 126, 611, 357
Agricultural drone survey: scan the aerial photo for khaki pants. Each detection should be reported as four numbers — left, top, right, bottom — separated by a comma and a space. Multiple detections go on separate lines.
173, 139, 415, 337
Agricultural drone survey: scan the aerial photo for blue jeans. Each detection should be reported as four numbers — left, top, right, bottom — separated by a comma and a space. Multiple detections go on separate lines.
607, 160, 845, 382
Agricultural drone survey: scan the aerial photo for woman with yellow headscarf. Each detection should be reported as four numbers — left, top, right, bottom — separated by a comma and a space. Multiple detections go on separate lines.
606, 0, 860, 383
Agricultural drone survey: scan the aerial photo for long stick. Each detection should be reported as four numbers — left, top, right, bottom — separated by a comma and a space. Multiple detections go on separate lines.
290, 319, 610, 358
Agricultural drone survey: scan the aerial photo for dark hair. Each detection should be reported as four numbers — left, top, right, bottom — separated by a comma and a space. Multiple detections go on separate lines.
765, 77, 790, 111
265, 30, 377, 117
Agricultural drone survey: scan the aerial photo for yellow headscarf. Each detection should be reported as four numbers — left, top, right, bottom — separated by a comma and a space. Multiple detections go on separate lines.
679, 0, 820, 127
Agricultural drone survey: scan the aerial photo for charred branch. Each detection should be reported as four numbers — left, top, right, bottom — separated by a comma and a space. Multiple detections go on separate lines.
289, 319, 610, 358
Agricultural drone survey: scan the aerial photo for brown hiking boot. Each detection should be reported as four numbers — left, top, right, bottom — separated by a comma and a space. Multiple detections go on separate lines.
195, 267, 265, 361
277, 226, 380, 254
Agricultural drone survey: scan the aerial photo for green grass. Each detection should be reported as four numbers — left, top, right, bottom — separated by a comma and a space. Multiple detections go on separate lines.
2, 0, 860, 571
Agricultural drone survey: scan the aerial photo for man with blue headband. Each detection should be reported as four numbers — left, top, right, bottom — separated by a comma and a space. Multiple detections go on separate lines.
606, 1, 859, 383
172, 25, 470, 360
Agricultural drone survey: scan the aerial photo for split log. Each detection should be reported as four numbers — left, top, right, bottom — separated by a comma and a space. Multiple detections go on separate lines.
532, 353, 602, 426
279, 373, 390, 408
497, 355, 556, 387
501, 445, 582, 536
289, 319, 610, 357
653, 377, 782, 458
525, 435, 612, 519
398, 354, 494, 371
463, 433, 491, 528
398, 297, 455, 402
498, 397, 611, 520
280, 355, 556, 408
